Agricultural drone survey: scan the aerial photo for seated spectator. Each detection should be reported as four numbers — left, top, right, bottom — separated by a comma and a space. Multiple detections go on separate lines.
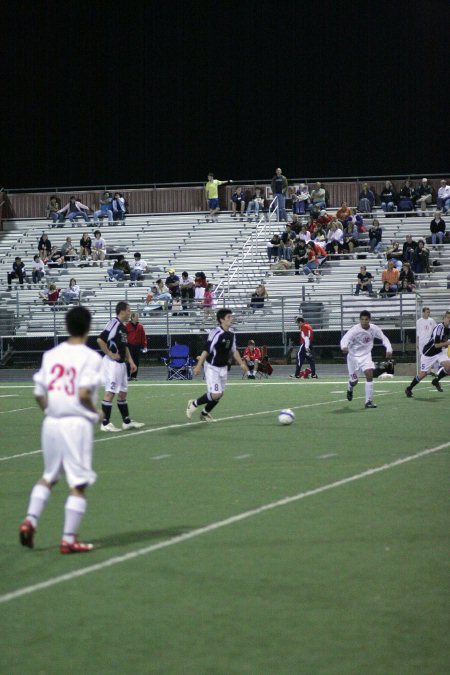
402, 234, 417, 264
107, 254, 130, 282
60, 236, 77, 260
309, 181, 326, 212
79, 232, 92, 259
62, 278, 80, 304
368, 219, 383, 254
381, 260, 400, 291
38, 233, 52, 261
39, 282, 61, 305
292, 240, 308, 275
398, 180, 416, 213
358, 183, 375, 213
267, 233, 281, 262
289, 214, 302, 234
298, 224, 311, 244
317, 209, 333, 229
279, 238, 294, 262
303, 241, 326, 277
57, 196, 91, 224
325, 221, 344, 254
312, 223, 327, 244
242, 340, 262, 379
153, 279, 172, 303
7, 256, 27, 290
47, 195, 62, 226
250, 283, 268, 310
91, 230, 107, 264
281, 222, 297, 244
430, 211, 446, 246
93, 191, 114, 225
379, 280, 397, 297
246, 187, 265, 221
437, 179, 450, 214
336, 201, 352, 225
412, 240, 430, 274
194, 272, 208, 302
231, 187, 246, 219
47, 246, 65, 266
31, 255, 45, 284
385, 241, 403, 269
416, 177, 435, 216
112, 192, 128, 222
130, 252, 149, 284
180, 270, 195, 309
380, 180, 398, 213
165, 267, 180, 296
342, 221, 359, 253
398, 279, 413, 293
354, 265, 374, 295
398, 262, 416, 292
202, 282, 215, 318
291, 184, 311, 215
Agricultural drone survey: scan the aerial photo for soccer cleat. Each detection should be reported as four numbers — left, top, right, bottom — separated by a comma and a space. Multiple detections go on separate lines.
431, 378, 443, 392
346, 389, 353, 401
186, 399, 197, 419
100, 422, 121, 432
122, 420, 145, 430
365, 400, 377, 408
19, 519, 35, 549
310, 374, 318, 379
405, 387, 413, 398
200, 412, 215, 422
60, 539, 94, 554
289, 374, 300, 379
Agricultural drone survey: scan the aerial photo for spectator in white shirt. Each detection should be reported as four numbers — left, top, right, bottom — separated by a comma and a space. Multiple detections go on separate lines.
62, 278, 80, 304
129, 252, 148, 284
91, 230, 107, 264
437, 180, 450, 214
31, 255, 46, 284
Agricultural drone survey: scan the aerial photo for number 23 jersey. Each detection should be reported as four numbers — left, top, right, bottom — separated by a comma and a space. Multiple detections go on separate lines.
33, 342, 103, 420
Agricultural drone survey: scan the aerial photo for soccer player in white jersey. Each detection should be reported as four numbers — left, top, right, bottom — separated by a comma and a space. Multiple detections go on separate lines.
405, 310, 450, 397
19, 307, 103, 553
186, 308, 248, 422
97, 301, 144, 432
340, 310, 393, 409
416, 307, 437, 353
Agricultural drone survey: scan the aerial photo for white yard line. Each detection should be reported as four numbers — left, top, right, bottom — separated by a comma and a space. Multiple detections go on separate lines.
1, 441, 448, 605
0, 406, 35, 415
0, 394, 19, 398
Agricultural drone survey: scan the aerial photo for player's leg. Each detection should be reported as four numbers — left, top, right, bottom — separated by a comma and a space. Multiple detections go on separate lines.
100, 359, 120, 431
405, 354, 433, 397
308, 349, 318, 377
117, 365, 144, 429
431, 358, 450, 392
363, 368, 377, 408
187, 364, 223, 420
290, 344, 304, 378
346, 355, 358, 401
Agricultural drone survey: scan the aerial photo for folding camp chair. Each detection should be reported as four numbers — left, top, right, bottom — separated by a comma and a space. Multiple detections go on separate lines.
162, 343, 195, 380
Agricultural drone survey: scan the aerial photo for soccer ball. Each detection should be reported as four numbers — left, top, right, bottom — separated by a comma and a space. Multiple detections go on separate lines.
278, 409, 295, 425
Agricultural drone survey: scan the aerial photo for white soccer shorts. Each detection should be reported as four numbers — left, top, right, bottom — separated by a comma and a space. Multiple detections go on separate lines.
42, 416, 97, 488
102, 358, 128, 393
420, 350, 450, 374
204, 362, 228, 395
347, 353, 375, 379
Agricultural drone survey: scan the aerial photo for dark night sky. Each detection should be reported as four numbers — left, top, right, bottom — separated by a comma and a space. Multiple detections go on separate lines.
2, 0, 448, 190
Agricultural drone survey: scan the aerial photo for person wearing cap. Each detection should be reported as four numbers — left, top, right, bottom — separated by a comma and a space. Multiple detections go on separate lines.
416, 178, 435, 216
129, 252, 149, 284
165, 268, 180, 297
437, 179, 450, 215
242, 340, 262, 379
180, 271, 195, 310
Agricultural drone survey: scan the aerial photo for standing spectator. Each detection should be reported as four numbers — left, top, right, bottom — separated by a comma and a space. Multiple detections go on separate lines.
398, 180, 416, 213
91, 230, 107, 265
429, 211, 446, 247
398, 262, 416, 291
271, 168, 288, 221
165, 268, 180, 296
416, 307, 436, 355
79, 232, 92, 260
126, 312, 147, 380
230, 187, 246, 219
291, 183, 311, 215
38, 232, 52, 261
416, 177, 435, 215
309, 181, 326, 212
93, 191, 114, 225
62, 278, 80, 304
358, 183, 375, 213
129, 252, 148, 284
437, 179, 450, 214
57, 196, 91, 224
107, 255, 130, 282
242, 340, 262, 379
97, 301, 144, 432
18, 306, 103, 554
354, 265, 374, 296
180, 270, 195, 310
202, 282, 215, 319
290, 316, 318, 379
402, 234, 417, 264
246, 187, 265, 221
411, 240, 430, 274
205, 173, 229, 222
112, 192, 128, 222
381, 260, 400, 291
31, 254, 46, 284
7, 256, 27, 290
194, 271, 208, 303
47, 195, 62, 226
380, 180, 397, 213
368, 219, 383, 254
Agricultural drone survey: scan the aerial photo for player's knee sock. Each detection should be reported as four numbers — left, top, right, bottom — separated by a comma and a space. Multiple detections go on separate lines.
25, 484, 51, 528
196, 393, 210, 406
365, 381, 373, 402
348, 379, 357, 390
102, 400, 112, 425
63, 495, 87, 543
117, 400, 130, 424
408, 375, 420, 389
205, 399, 219, 413
436, 368, 448, 381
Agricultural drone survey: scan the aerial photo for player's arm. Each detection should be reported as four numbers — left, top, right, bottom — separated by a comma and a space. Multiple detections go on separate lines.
97, 336, 121, 361
79, 387, 103, 423
378, 329, 393, 358
340, 333, 350, 354
125, 346, 137, 374
34, 393, 47, 411
233, 349, 248, 373
193, 350, 208, 376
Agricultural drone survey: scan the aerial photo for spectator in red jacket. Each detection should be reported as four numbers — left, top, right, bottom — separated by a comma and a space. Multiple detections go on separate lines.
242, 340, 262, 379
126, 312, 147, 380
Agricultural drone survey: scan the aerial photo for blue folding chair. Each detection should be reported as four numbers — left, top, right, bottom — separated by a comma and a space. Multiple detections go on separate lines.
162, 343, 195, 380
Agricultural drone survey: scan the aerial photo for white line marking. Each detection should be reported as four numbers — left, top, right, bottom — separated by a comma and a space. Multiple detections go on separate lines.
318, 453, 338, 459
0, 394, 19, 398
0, 450, 41, 462
151, 454, 171, 460
330, 391, 345, 394
234, 454, 252, 460
0, 406, 35, 415
1, 442, 448, 605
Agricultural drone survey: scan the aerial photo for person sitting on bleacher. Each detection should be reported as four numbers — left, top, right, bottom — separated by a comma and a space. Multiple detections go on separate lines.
293, 239, 308, 275
39, 282, 61, 305
91, 230, 107, 264
381, 260, 400, 292
303, 241, 326, 278
385, 241, 403, 269
429, 211, 446, 247
398, 180, 416, 213
354, 265, 374, 296
79, 232, 92, 260
153, 279, 173, 303
243, 340, 262, 379
342, 220, 359, 254
379, 280, 397, 297
411, 239, 430, 274
31, 255, 46, 284
93, 192, 114, 225
358, 183, 375, 214
246, 187, 265, 222
47, 195, 62, 226
112, 192, 128, 222
380, 180, 398, 213
402, 234, 417, 264
60, 236, 78, 261
250, 283, 268, 311
57, 196, 91, 224
165, 268, 180, 296
325, 221, 344, 254
180, 271, 195, 310
7, 256, 27, 291
398, 262, 416, 292
309, 182, 326, 213
298, 224, 311, 244
107, 254, 130, 282
336, 201, 352, 226
230, 187, 246, 219
415, 178, 435, 216
368, 219, 383, 254
292, 184, 311, 215
62, 278, 80, 304
437, 179, 450, 215
130, 252, 149, 284
38, 233, 52, 261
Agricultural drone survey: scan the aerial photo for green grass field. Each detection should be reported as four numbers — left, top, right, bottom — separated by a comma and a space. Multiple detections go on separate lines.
0, 376, 449, 675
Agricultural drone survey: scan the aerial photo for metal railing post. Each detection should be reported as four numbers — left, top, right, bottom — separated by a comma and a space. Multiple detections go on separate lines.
340, 294, 344, 336
53, 308, 57, 346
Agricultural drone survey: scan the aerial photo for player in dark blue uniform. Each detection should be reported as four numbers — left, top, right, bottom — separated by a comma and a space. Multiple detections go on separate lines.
186, 308, 248, 422
405, 310, 450, 397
